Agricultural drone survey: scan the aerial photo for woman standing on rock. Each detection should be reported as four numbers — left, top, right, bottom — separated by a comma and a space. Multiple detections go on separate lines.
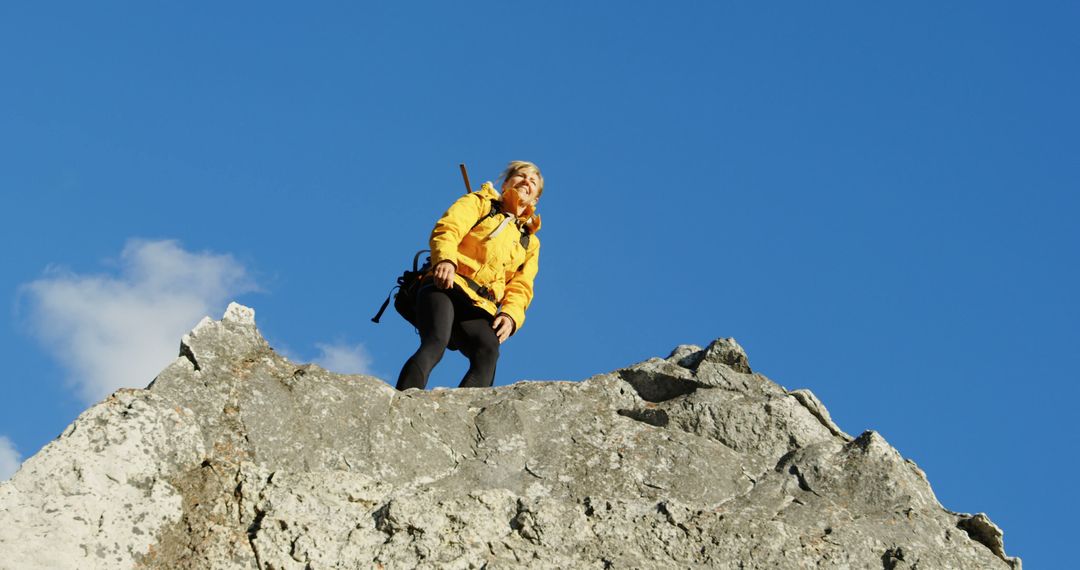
396, 161, 543, 390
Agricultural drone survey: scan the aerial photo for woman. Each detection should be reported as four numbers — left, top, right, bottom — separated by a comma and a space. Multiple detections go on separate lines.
396, 161, 543, 390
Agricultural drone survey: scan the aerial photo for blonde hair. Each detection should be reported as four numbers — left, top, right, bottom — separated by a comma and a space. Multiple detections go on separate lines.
499, 160, 544, 198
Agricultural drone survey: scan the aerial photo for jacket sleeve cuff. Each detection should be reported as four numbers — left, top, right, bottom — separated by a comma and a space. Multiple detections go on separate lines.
430, 250, 457, 268
497, 309, 523, 335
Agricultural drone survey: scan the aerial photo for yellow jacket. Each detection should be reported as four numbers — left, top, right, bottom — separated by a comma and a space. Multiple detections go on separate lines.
429, 182, 541, 334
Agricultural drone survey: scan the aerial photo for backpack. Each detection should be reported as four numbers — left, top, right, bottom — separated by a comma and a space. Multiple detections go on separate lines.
371, 248, 431, 327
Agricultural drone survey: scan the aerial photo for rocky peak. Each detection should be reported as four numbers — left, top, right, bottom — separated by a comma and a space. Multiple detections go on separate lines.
0, 303, 1020, 569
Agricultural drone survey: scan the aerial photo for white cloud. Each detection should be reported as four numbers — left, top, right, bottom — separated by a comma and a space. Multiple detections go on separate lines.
20, 239, 258, 403
313, 341, 373, 375
0, 436, 21, 481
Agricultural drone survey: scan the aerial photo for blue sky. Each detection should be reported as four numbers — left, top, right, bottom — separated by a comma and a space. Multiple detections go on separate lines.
2, 2, 1076, 565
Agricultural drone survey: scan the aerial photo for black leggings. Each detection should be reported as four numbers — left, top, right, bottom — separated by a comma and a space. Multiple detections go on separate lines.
396, 284, 500, 390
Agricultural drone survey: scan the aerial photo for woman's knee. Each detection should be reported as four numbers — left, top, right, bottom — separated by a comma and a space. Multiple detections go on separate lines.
415, 337, 449, 364
419, 327, 452, 350
471, 333, 500, 362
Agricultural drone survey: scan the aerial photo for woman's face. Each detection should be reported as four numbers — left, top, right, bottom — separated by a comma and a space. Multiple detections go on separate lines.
502, 169, 541, 208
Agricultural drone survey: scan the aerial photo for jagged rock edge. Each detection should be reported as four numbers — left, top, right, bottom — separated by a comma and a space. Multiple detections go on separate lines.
3, 303, 1022, 569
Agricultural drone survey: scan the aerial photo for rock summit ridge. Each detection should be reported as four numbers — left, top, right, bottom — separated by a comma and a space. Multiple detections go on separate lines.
0, 303, 1020, 569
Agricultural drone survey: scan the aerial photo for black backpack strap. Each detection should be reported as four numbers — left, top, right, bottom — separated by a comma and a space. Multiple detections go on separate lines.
412, 249, 431, 273
371, 286, 398, 323
459, 274, 498, 303
471, 198, 501, 230
473, 196, 533, 248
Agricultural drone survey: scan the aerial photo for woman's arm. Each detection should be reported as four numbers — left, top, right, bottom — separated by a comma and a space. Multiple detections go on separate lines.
497, 239, 540, 336
429, 193, 486, 270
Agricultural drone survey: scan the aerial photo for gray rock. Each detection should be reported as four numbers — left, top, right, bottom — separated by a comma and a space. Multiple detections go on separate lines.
0, 303, 1021, 569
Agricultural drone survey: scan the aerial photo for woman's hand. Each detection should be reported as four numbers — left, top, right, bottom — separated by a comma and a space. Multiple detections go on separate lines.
432, 261, 456, 289
492, 314, 515, 343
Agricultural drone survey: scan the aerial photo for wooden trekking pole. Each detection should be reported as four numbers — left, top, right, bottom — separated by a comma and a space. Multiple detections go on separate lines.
459, 163, 473, 194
